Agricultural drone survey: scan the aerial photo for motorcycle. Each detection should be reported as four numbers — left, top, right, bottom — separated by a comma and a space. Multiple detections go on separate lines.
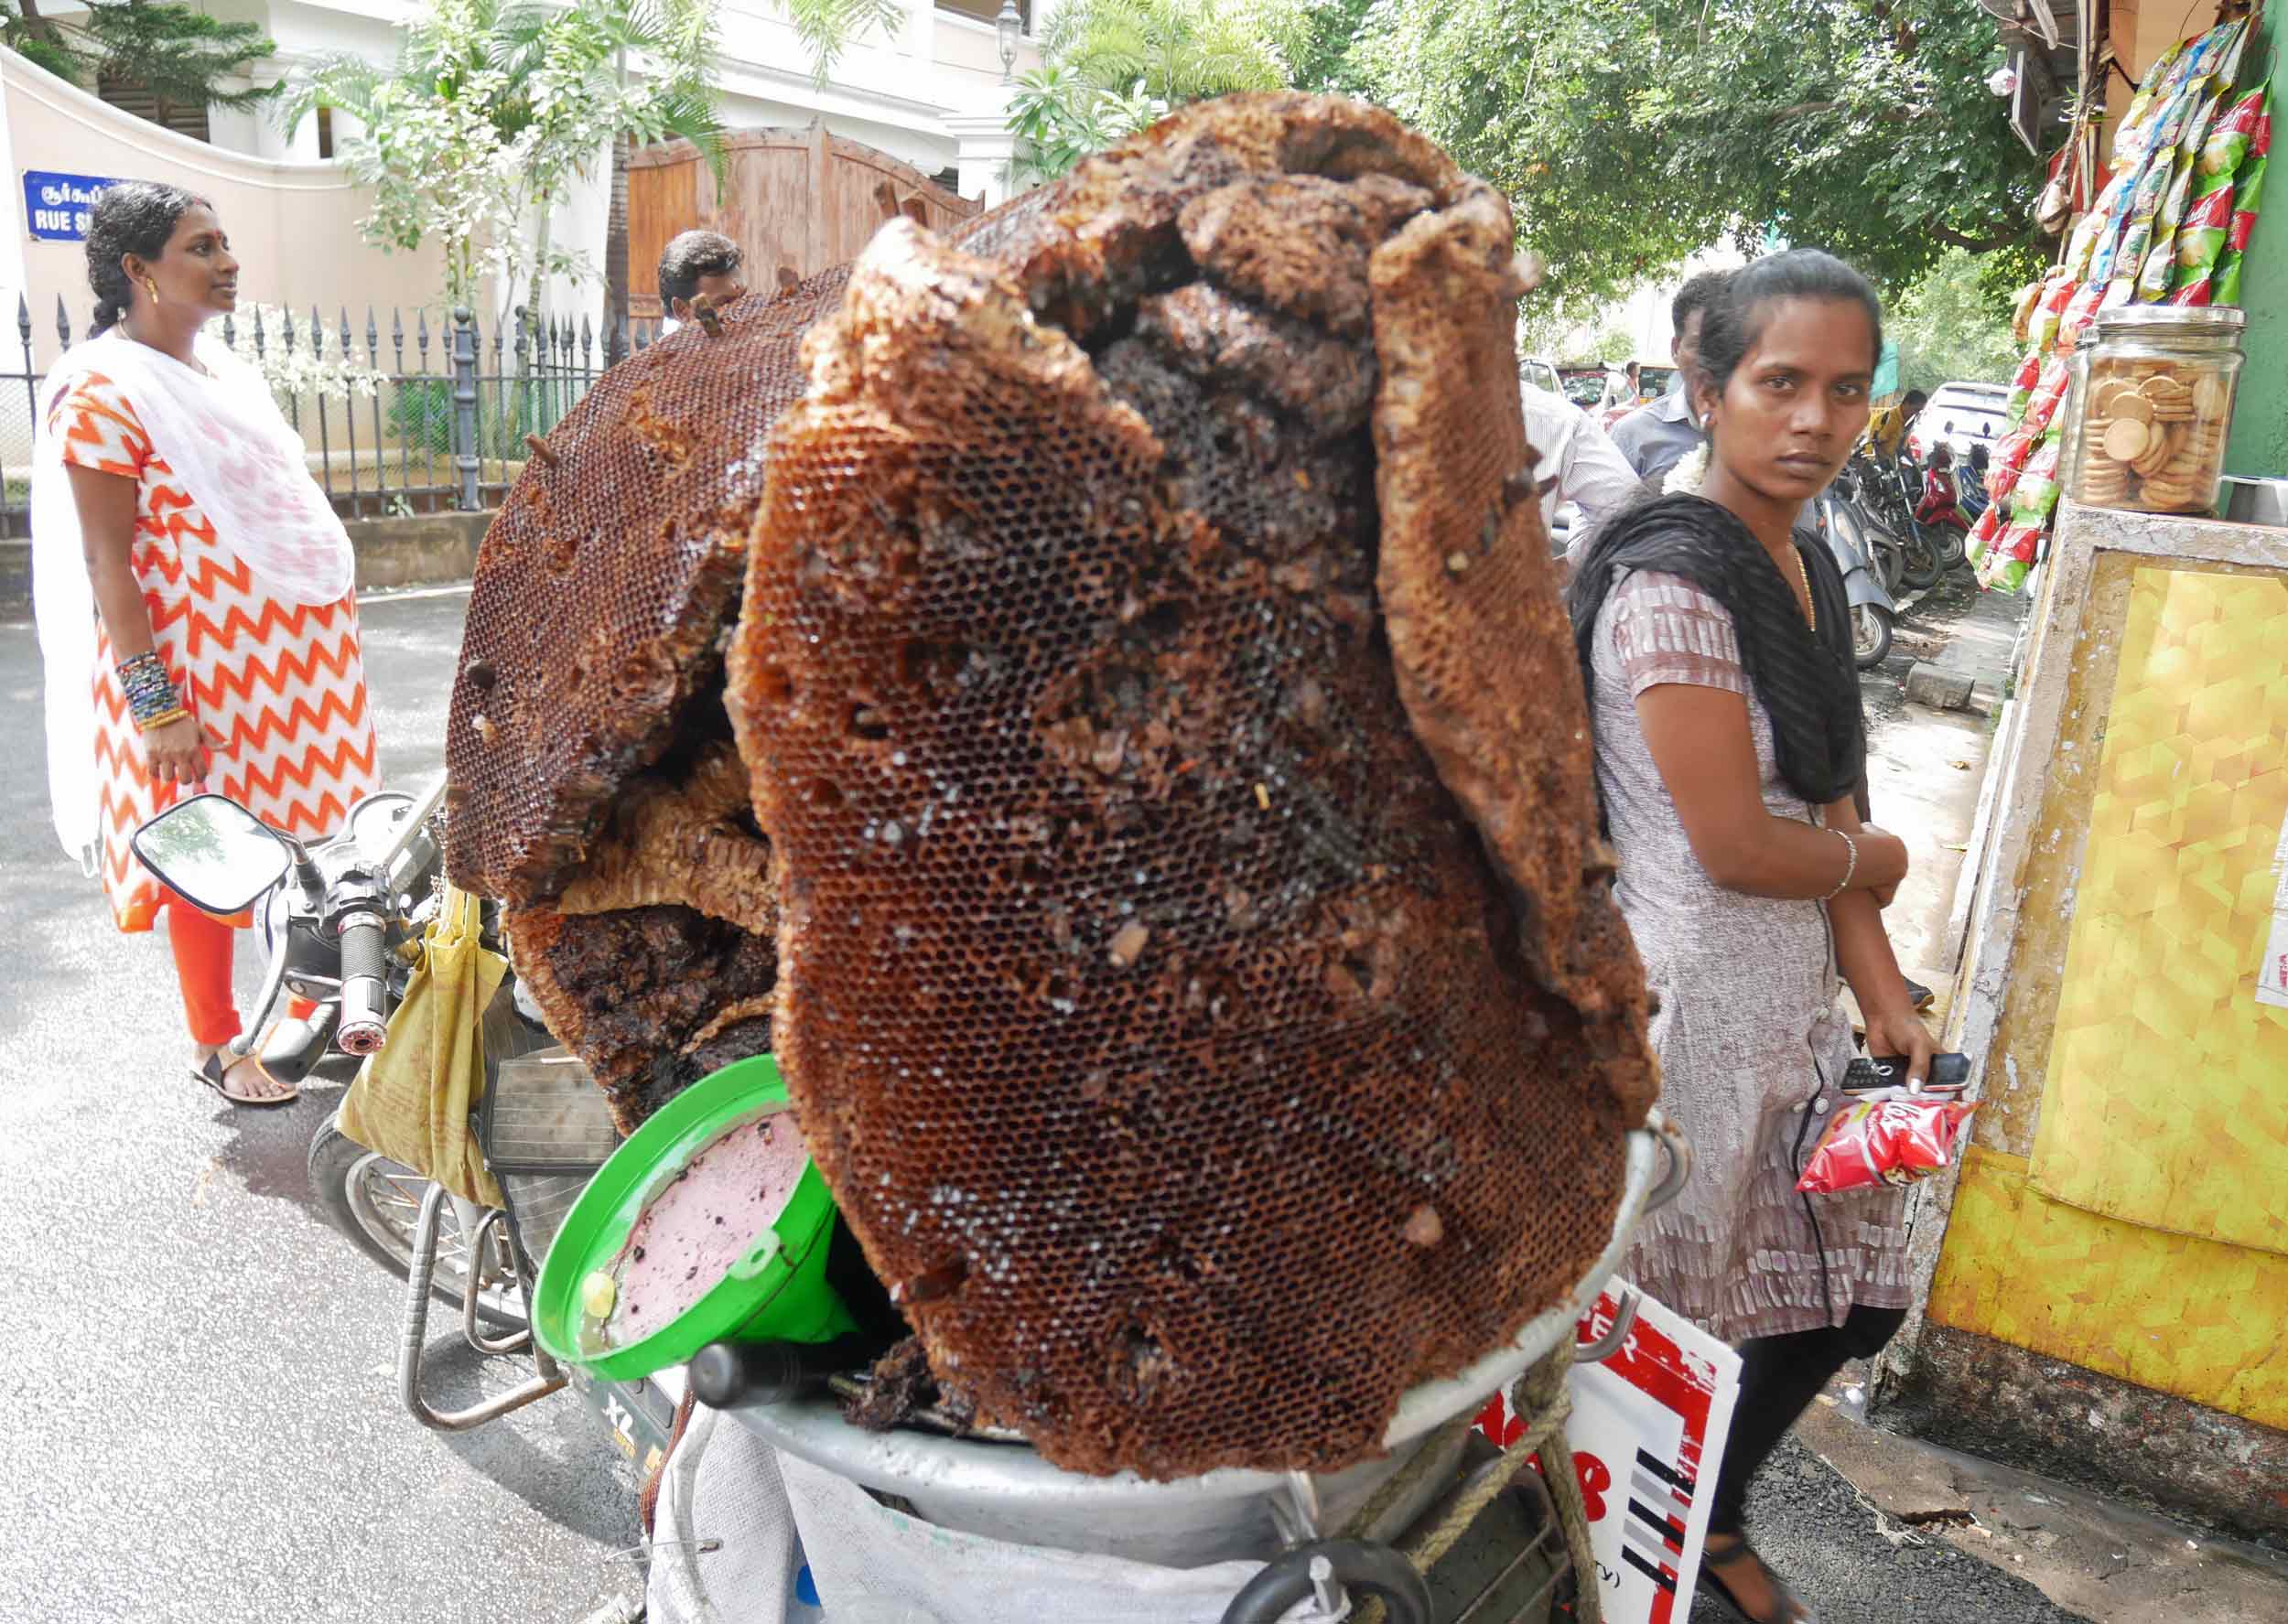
1842, 447, 1948, 593
1812, 484, 1896, 669
130, 787, 680, 1469
1910, 451, 1973, 578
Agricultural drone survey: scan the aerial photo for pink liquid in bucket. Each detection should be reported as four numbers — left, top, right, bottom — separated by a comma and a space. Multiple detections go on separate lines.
603, 1108, 813, 1345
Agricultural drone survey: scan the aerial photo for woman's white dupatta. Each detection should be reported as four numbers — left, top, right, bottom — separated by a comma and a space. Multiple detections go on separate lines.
32, 327, 355, 858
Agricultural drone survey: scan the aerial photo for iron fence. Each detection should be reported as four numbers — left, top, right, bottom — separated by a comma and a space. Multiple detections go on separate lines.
0, 296, 672, 538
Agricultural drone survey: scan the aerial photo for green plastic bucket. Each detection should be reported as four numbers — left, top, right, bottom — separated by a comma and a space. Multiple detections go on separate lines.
532, 1055, 857, 1381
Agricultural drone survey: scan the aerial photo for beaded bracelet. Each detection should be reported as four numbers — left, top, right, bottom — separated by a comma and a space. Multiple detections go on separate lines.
136, 705, 191, 734
117, 651, 183, 727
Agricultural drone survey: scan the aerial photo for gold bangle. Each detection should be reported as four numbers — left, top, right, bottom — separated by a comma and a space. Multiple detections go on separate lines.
137, 705, 191, 733
1821, 827, 1858, 899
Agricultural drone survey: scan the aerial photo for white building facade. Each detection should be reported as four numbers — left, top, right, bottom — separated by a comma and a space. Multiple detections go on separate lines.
208, 0, 1055, 205
3, 0, 1054, 346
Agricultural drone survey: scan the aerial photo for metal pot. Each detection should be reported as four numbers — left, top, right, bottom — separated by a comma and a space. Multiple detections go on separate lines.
734, 1117, 1685, 1568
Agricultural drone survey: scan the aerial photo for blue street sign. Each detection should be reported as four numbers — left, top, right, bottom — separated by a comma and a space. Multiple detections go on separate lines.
23, 170, 120, 242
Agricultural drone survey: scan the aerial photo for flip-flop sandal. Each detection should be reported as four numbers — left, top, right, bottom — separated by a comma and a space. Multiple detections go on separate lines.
190, 1049, 298, 1108
1698, 1539, 1820, 1624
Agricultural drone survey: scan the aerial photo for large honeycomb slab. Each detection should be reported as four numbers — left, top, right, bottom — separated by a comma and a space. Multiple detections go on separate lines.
727, 94, 1655, 1479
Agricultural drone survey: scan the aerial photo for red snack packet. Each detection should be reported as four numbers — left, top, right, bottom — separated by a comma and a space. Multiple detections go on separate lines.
2021, 358, 2074, 436
2026, 274, 2078, 353
2057, 282, 2110, 351
1796, 1096, 1978, 1194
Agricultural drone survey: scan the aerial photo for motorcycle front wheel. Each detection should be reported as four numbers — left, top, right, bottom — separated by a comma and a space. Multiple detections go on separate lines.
1872, 534, 1906, 597
1851, 603, 1894, 669
1899, 524, 1944, 591
1931, 522, 1969, 575
309, 1120, 529, 1332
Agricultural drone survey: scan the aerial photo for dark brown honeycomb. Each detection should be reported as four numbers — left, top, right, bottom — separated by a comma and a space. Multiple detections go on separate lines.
504, 900, 779, 1137
447, 199, 1052, 1123
444, 267, 854, 905
728, 93, 1656, 1480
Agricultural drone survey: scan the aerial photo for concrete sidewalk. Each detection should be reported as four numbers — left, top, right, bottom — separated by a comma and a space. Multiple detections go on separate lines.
1795, 1398, 2288, 1624
1848, 569, 2024, 1027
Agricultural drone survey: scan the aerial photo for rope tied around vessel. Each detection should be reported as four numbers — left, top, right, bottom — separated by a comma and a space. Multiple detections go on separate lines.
1341, 1339, 1603, 1624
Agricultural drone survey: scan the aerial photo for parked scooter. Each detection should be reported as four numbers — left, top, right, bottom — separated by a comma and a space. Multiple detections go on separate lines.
1912, 446, 1973, 576
1811, 485, 1896, 668
1959, 441, 1992, 527
129, 787, 680, 1471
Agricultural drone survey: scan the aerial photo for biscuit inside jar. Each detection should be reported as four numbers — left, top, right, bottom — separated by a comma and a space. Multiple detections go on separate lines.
2102, 418, 2152, 462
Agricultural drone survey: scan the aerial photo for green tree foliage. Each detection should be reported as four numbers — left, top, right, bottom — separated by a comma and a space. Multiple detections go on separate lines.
1353, 0, 2045, 306
1887, 247, 2022, 393
1008, 0, 1307, 179
780, 0, 905, 88
5, 0, 279, 115
286, 0, 719, 322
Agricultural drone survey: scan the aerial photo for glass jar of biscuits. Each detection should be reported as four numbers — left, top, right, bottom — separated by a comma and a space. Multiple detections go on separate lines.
2062, 305, 2245, 515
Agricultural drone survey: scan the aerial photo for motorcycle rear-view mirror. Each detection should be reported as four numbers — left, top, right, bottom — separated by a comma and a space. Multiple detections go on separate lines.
130, 794, 293, 916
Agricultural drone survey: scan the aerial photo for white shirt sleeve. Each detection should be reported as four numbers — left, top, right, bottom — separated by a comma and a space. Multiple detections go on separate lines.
1519, 382, 1641, 550
1556, 412, 1643, 542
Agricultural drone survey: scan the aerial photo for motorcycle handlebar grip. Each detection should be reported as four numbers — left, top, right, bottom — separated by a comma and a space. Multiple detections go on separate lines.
690, 1337, 872, 1411
337, 912, 390, 1056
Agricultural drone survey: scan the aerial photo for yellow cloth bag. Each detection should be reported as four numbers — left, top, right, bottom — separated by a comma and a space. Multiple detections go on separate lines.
337, 884, 507, 1208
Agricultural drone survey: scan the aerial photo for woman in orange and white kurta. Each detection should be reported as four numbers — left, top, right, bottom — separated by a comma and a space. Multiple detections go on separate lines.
34, 181, 377, 1105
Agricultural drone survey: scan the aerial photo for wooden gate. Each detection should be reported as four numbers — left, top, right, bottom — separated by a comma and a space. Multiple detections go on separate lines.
628, 124, 982, 320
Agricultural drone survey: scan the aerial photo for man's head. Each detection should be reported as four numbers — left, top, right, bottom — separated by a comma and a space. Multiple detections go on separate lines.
658, 230, 747, 321
1668, 270, 1732, 384
1903, 388, 1928, 419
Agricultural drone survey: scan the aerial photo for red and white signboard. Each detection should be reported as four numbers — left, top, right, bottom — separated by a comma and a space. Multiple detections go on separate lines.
1474, 1284, 1741, 1624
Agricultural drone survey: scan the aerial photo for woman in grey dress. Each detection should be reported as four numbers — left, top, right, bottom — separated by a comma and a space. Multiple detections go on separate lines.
1568, 251, 1933, 1624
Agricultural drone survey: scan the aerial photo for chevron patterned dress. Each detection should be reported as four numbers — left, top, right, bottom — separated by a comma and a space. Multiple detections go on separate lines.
51, 371, 379, 932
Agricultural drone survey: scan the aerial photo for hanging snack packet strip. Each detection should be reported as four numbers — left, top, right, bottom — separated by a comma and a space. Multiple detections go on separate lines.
2020, 357, 2075, 438
2003, 346, 2045, 424
2174, 79, 2269, 304
2057, 281, 2109, 352
2065, 168, 2135, 281
2139, 85, 2234, 301
2217, 88, 2272, 307
2007, 434, 2065, 526
1966, 503, 2008, 577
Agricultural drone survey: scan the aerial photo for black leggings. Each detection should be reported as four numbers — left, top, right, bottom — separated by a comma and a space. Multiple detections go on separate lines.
1708, 1304, 1905, 1538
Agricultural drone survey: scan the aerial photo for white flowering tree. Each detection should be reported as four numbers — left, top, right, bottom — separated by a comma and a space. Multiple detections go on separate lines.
283, 0, 719, 336
223, 303, 388, 399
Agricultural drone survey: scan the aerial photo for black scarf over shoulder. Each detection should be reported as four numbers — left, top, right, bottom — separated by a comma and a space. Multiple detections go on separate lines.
1567, 491, 1864, 811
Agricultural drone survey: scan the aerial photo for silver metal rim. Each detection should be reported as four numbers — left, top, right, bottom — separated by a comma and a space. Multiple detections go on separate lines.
735, 1128, 1666, 1516
342, 1151, 524, 1318
1852, 605, 1888, 660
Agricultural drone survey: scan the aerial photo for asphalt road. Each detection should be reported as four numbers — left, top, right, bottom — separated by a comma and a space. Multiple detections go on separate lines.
0, 586, 641, 1624
1689, 1436, 2092, 1624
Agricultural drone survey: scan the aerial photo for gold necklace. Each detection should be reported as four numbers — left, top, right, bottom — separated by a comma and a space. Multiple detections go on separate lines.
1793, 548, 1816, 633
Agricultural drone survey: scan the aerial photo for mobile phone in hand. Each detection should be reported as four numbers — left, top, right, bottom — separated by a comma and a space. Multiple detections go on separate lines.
1842, 1052, 1970, 1093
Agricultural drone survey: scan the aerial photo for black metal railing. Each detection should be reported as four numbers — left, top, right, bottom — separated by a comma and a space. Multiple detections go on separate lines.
0, 295, 672, 536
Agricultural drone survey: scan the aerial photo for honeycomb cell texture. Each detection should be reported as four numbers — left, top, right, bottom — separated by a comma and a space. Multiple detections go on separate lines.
446, 199, 1051, 1124
727, 94, 1657, 1479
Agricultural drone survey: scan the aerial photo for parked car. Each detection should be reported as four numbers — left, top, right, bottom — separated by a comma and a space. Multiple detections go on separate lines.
1520, 354, 1563, 398
1908, 381, 2010, 465
1558, 366, 1607, 409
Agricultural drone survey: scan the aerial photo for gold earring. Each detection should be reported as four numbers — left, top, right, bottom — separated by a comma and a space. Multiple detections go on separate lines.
142, 277, 159, 305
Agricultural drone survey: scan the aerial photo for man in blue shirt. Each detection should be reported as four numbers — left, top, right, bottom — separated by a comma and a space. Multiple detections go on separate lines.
1611, 271, 1732, 483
